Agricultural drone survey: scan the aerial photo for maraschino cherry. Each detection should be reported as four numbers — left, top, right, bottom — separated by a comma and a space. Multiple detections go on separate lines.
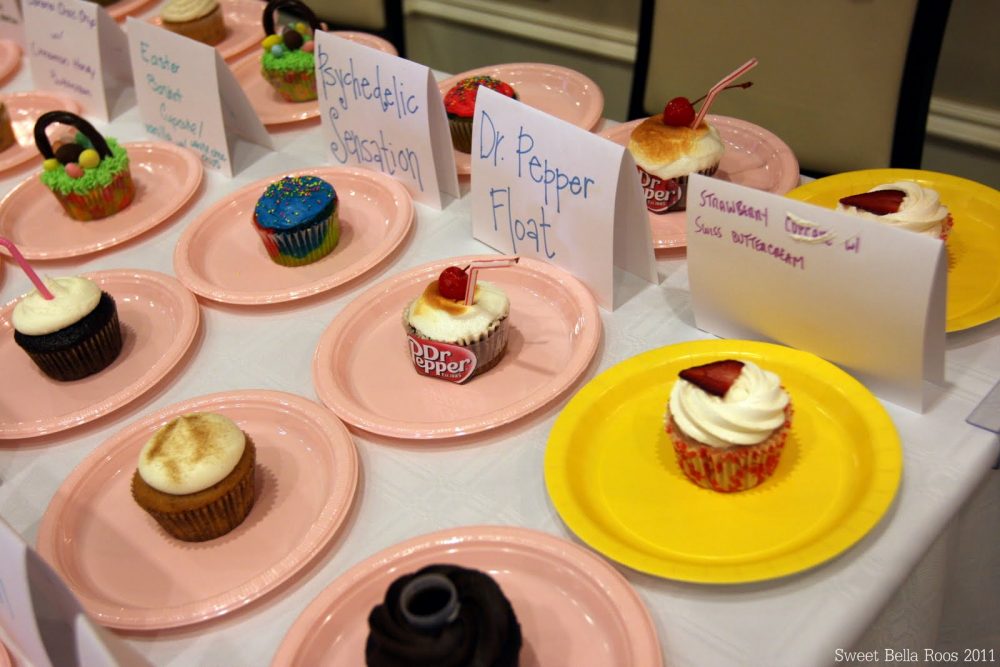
661, 82, 754, 128
437, 266, 469, 300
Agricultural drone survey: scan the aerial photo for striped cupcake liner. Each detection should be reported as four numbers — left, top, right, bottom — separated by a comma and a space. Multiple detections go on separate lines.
25, 308, 123, 381
52, 169, 135, 221
263, 69, 317, 102
254, 211, 340, 267
449, 117, 473, 154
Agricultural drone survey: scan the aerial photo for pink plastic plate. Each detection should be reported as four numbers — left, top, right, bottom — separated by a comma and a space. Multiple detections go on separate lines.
108, 0, 157, 21
602, 115, 800, 248
0, 142, 203, 260
146, 0, 261, 61
0, 40, 21, 83
0, 640, 10, 667
0, 91, 82, 174
313, 256, 601, 439
272, 526, 661, 667
173, 166, 413, 305
0, 270, 199, 439
35, 390, 359, 630
438, 63, 605, 176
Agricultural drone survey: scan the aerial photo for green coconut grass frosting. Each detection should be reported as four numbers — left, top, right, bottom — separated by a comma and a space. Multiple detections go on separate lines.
262, 49, 314, 73
40, 138, 130, 196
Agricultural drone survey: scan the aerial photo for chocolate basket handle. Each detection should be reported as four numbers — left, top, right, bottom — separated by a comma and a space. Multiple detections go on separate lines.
262, 0, 321, 36
33, 111, 112, 160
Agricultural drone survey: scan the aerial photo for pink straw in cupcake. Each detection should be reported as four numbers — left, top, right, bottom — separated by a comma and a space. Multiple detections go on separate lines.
0, 237, 53, 300
463, 256, 520, 305
691, 58, 759, 129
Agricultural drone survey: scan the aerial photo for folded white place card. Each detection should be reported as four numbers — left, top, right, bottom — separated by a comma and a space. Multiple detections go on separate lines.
23, 0, 131, 119
470, 88, 657, 309
686, 174, 946, 412
0, 0, 23, 44
127, 19, 272, 176
314, 31, 458, 209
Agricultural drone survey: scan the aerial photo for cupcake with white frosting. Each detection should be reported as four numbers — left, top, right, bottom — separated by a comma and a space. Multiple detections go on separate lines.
131, 412, 256, 542
666, 359, 792, 493
837, 181, 953, 241
160, 0, 227, 46
12, 275, 122, 381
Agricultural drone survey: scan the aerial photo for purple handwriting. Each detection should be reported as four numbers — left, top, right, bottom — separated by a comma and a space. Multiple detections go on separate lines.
694, 216, 722, 238
731, 231, 805, 269
699, 190, 768, 225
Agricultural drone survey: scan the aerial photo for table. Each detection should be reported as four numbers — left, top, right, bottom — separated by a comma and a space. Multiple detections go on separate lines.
1, 59, 999, 667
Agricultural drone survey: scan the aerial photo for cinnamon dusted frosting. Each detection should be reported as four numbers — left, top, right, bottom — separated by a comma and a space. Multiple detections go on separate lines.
12, 276, 101, 336
137, 413, 246, 495
837, 181, 949, 238
161, 0, 218, 22
669, 361, 789, 448
405, 279, 509, 345
628, 117, 725, 180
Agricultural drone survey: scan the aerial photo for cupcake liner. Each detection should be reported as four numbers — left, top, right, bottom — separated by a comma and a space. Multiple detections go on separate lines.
52, 169, 136, 221
449, 116, 473, 154
637, 162, 719, 214
404, 315, 509, 382
940, 213, 954, 243
23, 306, 122, 381
254, 209, 340, 267
262, 68, 317, 102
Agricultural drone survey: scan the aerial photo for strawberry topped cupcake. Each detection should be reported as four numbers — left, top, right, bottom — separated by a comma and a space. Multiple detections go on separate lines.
666, 359, 791, 493
837, 181, 953, 242
444, 76, 517, 153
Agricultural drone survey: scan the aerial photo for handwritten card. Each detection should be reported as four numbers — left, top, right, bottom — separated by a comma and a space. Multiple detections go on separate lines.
126, 18, 272, 176
686, 174, 946, 411
470, 88, 656, 309
23, 0, 131, 119
0, 0, 23, 44
314, 32, 458, 208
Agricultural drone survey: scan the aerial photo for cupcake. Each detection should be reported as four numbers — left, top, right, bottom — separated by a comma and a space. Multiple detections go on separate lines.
0, 102, 15, 152
443, 76, 517, 153
837, 181, 953, 242
34, 111, 135, 221
160, 0, 227, 46
366, 564, 522, 667
403, 265, 510, 383
260, 0, 320, 103
131, 412, 257, 542
252, 175, 340, 266
12, 275, 123, 382
666, 359, 791, 493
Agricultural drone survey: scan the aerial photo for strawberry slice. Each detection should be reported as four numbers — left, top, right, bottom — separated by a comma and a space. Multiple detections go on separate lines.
838, 190, 905, 216
679, 360, 745, 397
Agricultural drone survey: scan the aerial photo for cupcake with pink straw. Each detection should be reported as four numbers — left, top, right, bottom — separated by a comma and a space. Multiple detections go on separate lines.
3, 237, 123, 381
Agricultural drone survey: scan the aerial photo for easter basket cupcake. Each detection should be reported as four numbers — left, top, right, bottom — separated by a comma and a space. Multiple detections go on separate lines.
260, 0, 320, 103
34, 111, 135, 221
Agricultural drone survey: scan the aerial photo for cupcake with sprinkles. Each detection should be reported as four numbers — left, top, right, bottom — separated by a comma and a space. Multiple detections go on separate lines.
252, 175, 340, 266
444, 76, 517, 153
34, 111, 135, 221
260, 0, 320, 102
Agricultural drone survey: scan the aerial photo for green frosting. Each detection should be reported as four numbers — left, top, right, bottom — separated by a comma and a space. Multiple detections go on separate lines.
39, 138, 130, 195
262, 50, 314, 74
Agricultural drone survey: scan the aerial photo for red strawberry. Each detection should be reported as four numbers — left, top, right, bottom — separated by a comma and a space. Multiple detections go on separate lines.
838, 190, 905, 216
662, 97, 695, 127
437, 266, 468, 300
679, 360, 745, 397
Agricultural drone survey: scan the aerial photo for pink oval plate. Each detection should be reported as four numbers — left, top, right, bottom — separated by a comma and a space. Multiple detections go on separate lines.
0, 40, 21, 83
107, 0, 157, 21
173, 166, 413, 305
312, 256, 601, 439
35, 389, 359, 630
146, 0, 261, 61
0, 142, 203, 260
0, 91, 82, 174
602, 115, 800, 249
272, 525, 661, 667
0, 640, 11, 667
0, 270, 199, 439
438, 63, 605, 176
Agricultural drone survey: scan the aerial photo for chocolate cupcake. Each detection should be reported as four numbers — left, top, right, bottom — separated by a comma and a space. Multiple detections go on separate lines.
443, 76, 517, 153
366, 564, 522, 666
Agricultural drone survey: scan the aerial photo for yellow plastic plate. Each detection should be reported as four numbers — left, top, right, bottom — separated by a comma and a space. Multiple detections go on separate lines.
544, 340, 902, 584
786, 168, 1000, 332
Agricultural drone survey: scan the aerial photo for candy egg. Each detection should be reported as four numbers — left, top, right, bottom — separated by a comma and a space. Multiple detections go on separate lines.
43, 158, 61, 172
302, 41, 315, 53
270, 44, 285, 57
55, 142, 84, 165
79, 149, 100, 169
65, 163, 84, 178
262, 34, 282, 50
282, 28, 304, 51
74, 131, 93, 149
294, 22, 308, 34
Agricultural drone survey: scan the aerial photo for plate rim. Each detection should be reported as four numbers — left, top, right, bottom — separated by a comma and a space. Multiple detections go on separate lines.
544, 339, 902, 584
0, 269, 200, 439
270, 525, 662, 667
312, 255, 602, 439
0, 90, 83, 174
0, 39, 20, 83
172, 165, 414, 305
35, 389, 359, 629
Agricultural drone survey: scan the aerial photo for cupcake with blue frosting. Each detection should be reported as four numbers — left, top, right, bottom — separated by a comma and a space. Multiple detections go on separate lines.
252, 175, 340, 266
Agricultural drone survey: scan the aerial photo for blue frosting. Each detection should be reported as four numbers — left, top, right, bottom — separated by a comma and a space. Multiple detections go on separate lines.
253, 176, 338, 231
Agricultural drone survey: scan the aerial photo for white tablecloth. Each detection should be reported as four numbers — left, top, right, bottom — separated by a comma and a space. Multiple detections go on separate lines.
1, 60, 999, 667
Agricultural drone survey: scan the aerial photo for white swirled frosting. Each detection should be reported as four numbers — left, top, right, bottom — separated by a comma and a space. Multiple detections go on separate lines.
628, 118, 725, 180
12, 276, 100, 336
161, 0, 217, 22
405, 279, 509, 345
138, 413, 245, 495
669, 360, 790, 448
837, 181, 949, 238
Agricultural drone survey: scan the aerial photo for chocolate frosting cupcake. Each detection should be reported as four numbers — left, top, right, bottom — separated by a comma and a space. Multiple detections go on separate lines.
366, 564, 522, 667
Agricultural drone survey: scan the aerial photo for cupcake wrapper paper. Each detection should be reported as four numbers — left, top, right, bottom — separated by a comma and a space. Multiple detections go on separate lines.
25, 308, 123, 381
449, 117, 473, 154
52, 169, 135, 221
404, 317, 509, 382
144, 464, 256, 542
263, 69, 317, 102
638, 163, 719, 214
254, 212, 340, 267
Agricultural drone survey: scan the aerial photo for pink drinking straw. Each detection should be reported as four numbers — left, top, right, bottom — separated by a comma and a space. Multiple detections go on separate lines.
463, 256, 520, 305
0, 237, 54, 300
691, 57, 759, 129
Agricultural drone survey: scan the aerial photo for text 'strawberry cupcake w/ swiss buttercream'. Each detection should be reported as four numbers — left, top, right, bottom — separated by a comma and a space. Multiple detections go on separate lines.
837, 181, 953, 242
252, 175, 340, 266
260, 0, 320, 102
34, 111, 135, 221
666, 359, 792, 493
444, 76, 517, 154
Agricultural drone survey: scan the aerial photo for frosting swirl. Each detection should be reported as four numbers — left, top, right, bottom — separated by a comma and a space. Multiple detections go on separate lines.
628, 117, 724, 180
444, 76, 516, 118
837, 181, 949, 238
137, 413, 246, 495
405, 280, 509, 345
12, 276, 101, 336
669, 360, 789, 447
161, 0, 218, 22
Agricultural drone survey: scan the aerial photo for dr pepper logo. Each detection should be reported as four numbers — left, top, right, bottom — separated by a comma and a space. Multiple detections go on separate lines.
407, 335, 478, 383
637, 166, 682, 214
